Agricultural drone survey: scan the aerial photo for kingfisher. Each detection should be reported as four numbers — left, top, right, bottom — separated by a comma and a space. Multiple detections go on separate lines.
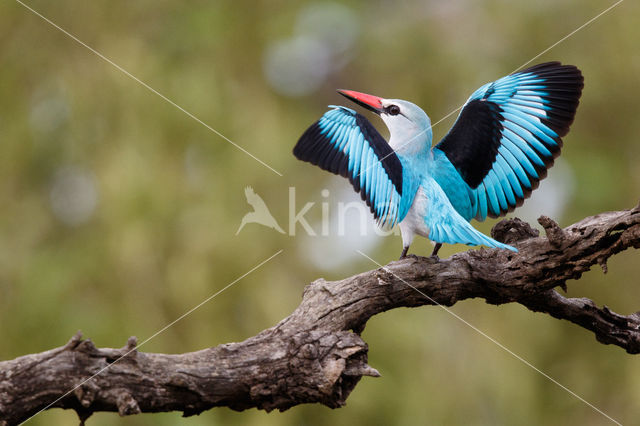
293, 62, 583, 258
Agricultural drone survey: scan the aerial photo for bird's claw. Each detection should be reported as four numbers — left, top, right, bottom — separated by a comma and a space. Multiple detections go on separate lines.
399, 247, 409, 259
400, 253, 419, 260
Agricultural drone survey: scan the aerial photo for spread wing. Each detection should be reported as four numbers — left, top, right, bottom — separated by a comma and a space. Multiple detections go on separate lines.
293, 106, 415, 227
432, 62, 584, 221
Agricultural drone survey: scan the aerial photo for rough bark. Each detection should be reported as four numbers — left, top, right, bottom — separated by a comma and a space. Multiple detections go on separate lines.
1, 204, 639, 425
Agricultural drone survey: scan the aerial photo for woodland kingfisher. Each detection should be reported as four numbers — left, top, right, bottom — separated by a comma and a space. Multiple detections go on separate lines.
293, 62, 583, 259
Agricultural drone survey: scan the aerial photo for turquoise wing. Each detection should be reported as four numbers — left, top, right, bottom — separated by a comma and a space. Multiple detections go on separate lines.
294, 106, 417, 227
432, 62, 583, 221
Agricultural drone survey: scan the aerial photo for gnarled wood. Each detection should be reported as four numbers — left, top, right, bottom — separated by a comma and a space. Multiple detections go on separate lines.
1, 203, 639, 425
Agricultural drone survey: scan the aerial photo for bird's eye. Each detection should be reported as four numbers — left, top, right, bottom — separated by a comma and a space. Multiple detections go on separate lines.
387, 105, 400, 116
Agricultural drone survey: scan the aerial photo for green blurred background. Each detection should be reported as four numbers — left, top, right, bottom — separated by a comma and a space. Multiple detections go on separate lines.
2, 0, 639, 424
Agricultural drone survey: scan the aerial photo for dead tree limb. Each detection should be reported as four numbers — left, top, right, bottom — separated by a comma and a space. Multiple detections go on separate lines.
1, 203, 639, 425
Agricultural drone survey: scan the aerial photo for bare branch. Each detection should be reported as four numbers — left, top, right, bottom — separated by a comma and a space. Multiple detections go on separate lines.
1, 203, 639, 424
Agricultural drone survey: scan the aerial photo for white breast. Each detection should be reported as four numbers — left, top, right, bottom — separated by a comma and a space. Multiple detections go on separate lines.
399, 186, 429, 247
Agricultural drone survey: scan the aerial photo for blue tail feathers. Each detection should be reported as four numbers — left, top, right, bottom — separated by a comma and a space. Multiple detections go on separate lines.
425, 178, 518, 252
431, 214, 518, 252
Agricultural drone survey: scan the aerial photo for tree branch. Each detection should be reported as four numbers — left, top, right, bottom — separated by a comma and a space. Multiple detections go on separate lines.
1, 203, 639, 424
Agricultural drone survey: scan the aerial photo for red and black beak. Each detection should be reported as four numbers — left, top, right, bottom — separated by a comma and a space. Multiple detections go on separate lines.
337, 89, 384, 114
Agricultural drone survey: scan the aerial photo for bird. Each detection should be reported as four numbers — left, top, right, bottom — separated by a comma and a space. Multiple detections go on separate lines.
293, 61, 583, 259
236, 186, 285, 235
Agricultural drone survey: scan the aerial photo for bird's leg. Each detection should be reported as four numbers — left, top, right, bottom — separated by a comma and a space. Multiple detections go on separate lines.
400, 246, 409, 259
430, 243, 442, 260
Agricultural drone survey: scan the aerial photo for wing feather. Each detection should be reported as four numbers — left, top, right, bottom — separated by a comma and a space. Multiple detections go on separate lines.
432, 62, 583, 220
294, 106, 415, 226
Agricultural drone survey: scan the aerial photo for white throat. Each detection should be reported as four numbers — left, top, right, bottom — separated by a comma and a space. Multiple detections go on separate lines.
381, 114, 432, 156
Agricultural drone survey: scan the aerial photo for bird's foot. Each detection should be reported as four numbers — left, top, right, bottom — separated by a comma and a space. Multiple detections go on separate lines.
400, 254, 419, 261
399, 247, 409, 259
429, 243, 443, 260
429, 254, 440, 261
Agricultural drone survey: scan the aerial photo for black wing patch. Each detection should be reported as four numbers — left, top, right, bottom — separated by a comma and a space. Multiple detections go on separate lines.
436, 99, 504, 188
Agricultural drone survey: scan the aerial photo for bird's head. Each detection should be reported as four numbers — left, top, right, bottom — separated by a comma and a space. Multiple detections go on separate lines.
337, 89, 432, 155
